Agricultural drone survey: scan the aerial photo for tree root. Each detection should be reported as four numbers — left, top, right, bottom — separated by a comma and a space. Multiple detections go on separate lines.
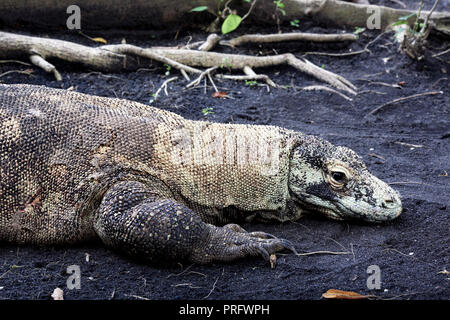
250, 0, 450, 36
153, 76, 178, 101
0, 31, 356, 94
29, 54, 62, 81
222, 32, 358, 47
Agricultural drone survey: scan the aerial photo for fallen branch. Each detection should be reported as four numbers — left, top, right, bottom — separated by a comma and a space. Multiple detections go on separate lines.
368, 91, 443, 115
223, 32, 358, 47
0, 31, 356, 94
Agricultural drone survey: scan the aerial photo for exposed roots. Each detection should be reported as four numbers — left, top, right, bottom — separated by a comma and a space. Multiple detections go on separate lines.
0, 30, 357, 94
222, 32, 358, 47
29, 54, 62, 81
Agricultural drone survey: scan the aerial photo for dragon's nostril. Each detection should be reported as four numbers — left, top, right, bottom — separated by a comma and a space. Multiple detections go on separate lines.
382, 197, 397, 209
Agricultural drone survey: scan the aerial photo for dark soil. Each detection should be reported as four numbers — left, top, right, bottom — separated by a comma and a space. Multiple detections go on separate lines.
0, 0, 448, 300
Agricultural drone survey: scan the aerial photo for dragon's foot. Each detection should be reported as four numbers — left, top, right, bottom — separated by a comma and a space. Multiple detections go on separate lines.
190, 224, 297, 264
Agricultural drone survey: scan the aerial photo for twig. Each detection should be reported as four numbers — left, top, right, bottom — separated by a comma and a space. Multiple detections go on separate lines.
154, 76, 178, 101
295, 250, 352, 256
29, 54, 62, 81
297, 85, 353, 101
202, 269, 222, 300
180, 69, 190, 81
172, 283, 202, 289
80, 71, 126, 81
388, 181, 430, 186
243, 65, 277, 87
215, 73, 277, 87
394, 141, 424, 148
0, 60, 31, 66
166, 264, 194, 279
0, 70, 34, 78
186, 66, 218, 88
369, 153, 386, 162
431, 77, 448, 88
420, 0, 440, 34
383, 248, 416, 258
207, 72, 219, 92
124, 294, 150, 300
358, 90, 387, 95
360, 80, 402, 89
241, 0, 258, 21
303, 31, 390, 58
350, 243, 355, 262
432, 48, 450, 58
368, 91, 443, 115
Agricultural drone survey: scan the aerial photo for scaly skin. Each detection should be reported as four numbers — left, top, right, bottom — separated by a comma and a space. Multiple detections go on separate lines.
0, 84, 402, 264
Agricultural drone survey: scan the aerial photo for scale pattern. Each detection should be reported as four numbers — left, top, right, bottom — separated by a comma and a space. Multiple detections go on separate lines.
0, 84, 401, 263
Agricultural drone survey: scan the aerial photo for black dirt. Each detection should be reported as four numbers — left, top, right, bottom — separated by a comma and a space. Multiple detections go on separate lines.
0, 0, 448, 300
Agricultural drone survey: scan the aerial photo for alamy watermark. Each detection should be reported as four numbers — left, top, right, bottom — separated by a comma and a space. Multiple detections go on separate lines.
366, 7, 381, 30
66, 5, 81, 30
65, 4, 383, 31
66, 265, 81, 290
168, 125, 282, 176
366, 265, 381, 290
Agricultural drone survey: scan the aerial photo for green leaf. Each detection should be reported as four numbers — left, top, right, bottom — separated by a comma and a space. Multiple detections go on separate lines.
221, 14, 242, 34
392, 20, 409, 27
274, 0, 285, 8
353, 27, 366, 35
190, 6, 208, 12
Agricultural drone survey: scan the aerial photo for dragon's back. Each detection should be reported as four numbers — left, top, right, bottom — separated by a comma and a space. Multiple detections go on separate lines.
0, 84, 183, 243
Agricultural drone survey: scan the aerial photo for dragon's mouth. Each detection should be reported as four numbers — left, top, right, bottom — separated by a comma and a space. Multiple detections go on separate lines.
290, 191, 402, 223
290, 192, 344, 221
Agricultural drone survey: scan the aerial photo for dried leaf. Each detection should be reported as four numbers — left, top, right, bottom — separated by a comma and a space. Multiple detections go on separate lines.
91, 37, 107, 44
269, 254, 277, 269
398, 81, 406, 86
51, 287, 64, 300
322, 289, 370, 299
212, 91, 227, 98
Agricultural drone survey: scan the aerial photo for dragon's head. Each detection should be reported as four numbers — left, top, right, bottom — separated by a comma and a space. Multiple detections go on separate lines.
288, 135, 402, 223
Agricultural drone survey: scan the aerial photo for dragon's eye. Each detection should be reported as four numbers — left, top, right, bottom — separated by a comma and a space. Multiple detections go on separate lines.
329, 170, 348, 188
331, 171, 346, 183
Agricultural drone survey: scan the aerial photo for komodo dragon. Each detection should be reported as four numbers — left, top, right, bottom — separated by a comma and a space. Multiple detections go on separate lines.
0, 84, 402, 264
